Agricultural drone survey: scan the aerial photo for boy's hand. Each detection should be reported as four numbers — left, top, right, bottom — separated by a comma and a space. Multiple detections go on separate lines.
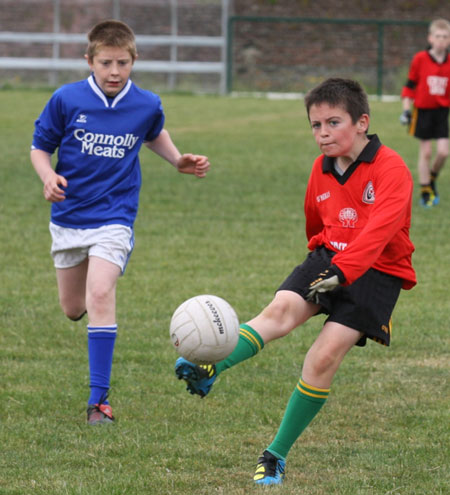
43, 173, 68, 202
399, 110, 411, 125
306, 266, 345, 304
177, 154, 210, 178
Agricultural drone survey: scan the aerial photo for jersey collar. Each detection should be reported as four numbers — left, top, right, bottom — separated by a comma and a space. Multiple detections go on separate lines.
322, 134, 382, 183
87, 74, 132, 108
427, 49, 450, 65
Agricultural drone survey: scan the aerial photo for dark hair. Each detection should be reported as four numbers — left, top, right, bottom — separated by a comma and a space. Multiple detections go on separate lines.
304, 78, 370, 124
86, 20, 137, 61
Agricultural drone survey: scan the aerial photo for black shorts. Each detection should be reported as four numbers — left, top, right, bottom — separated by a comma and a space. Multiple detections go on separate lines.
277, 246, 403, 347
410, 107, 449, 140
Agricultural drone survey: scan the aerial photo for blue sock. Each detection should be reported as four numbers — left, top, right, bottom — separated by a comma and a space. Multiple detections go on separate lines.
87, 325, 117, 405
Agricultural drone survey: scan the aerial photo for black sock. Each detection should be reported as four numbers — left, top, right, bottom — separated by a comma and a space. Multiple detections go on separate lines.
420, 184, 432, 200
430, 172, 438, 195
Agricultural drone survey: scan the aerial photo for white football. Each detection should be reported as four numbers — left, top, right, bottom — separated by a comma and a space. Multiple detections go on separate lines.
169, 294, 240, 364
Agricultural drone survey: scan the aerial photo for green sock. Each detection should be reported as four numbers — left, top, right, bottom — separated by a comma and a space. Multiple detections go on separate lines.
215, 323, 264, 376
266, 378, 329, 461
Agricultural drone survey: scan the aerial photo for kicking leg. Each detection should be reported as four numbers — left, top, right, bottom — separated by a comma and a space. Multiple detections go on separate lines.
176, 290, 319, 397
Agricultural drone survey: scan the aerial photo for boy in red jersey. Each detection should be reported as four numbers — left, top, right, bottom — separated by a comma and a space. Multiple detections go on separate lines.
176, 78, 416, 485
400, 18, 450, 208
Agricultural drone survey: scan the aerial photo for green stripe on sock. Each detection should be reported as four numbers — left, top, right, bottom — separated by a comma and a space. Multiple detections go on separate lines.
239, 323, 264, 351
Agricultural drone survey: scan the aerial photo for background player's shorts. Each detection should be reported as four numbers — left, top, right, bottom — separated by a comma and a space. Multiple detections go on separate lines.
49, 223, 134, 274
277, 246, 403, 346
410, 107, 449, 140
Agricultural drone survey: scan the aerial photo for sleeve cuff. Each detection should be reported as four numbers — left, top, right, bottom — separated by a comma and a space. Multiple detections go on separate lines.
330, 265, 346, 284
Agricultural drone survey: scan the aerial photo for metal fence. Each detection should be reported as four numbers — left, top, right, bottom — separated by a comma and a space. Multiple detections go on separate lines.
227, 16, 430, 96
0, 4, 432, 96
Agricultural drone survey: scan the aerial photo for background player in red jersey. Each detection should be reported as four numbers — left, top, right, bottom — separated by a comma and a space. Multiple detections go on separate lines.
400, 18, 450, 208
175, 78, 416, 485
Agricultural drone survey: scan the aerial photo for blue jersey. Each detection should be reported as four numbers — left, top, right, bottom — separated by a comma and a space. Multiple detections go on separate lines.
32, 75, 165, 228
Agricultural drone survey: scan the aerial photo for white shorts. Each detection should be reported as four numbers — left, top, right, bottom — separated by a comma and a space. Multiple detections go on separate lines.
49, 223, 134, 273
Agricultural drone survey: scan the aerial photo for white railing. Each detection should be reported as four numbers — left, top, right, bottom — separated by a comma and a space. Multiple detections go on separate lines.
0, 0, 230, 93
0, 33, 226, 90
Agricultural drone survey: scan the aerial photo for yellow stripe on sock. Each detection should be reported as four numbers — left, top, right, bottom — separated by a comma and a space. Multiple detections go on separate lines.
297, 379, 330, 399
239, 327, 262, 351
299, 379, 330, 394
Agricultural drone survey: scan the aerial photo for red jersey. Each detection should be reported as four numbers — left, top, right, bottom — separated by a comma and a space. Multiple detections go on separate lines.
401, 50, 450, 109
304, 135, 416, 290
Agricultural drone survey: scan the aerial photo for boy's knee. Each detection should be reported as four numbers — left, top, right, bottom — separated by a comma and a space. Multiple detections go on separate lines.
309, 352, 336, 376
437, 149, 449, 161
88, 286, 110, 306
59, 294, 86, 321
67, 310, 87, 321
86, 286, 115, 318
260, 298, 296, 336
62, 305, 87, 321
262, 298, 289, 320
304, 347, 339, 379
420, 147, 433, 161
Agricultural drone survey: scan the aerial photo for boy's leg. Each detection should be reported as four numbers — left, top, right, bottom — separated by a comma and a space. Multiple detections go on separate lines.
85, 256, 120, 325
432, 137, 448, 174
219, 290, 318, 373
417, 139, 432, 185
247, 290, 319, 343
301, 321, 363, 388
430, 138, 449, 203
417, 139, 435, 207
56, 258, 88, 321
85, 256, 121, 412
256, 322, 363, 485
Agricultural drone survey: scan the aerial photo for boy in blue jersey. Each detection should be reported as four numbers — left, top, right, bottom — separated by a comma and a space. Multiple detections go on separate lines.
31, 20, 210, 425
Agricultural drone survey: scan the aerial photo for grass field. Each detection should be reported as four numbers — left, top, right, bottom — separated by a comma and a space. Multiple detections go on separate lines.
0, 89, 449, 495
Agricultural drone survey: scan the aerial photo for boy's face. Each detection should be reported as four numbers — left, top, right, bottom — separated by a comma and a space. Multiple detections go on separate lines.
308, 103, 369, 158
428, 29, 450, 53
86, 46, 134, 96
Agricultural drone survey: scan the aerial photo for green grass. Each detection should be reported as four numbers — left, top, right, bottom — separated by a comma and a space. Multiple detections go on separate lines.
0, 90, 449, 495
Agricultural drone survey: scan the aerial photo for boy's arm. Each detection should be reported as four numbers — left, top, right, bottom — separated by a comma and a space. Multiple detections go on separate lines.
400, 53, 419, 123
304, 158, 325, 240
402, 97, 413, 112
144, 129, 210, 178
30, 148, 67, 202
400, 97, 413, 125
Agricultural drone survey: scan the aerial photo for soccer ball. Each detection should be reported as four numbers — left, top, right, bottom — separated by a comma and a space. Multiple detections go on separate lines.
169, 294, 240, 364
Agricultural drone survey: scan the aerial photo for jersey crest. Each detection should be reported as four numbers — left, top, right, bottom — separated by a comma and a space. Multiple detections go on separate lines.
362, 181, 375, 204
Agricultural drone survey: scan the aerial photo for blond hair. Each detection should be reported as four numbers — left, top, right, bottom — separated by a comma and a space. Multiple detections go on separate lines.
429, 18, 450, 34
86, 20, 137, 61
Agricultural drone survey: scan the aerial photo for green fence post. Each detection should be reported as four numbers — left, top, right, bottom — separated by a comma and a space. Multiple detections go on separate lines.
377, 22, 384, 99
